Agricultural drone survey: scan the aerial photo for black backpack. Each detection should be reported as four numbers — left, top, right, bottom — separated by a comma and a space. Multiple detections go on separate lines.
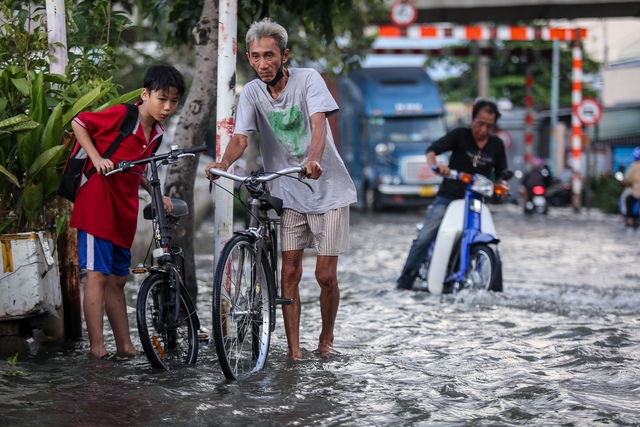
57, 103, 160, 202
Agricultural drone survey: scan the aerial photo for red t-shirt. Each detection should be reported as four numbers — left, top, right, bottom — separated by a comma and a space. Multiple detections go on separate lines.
69, 103, 164, 248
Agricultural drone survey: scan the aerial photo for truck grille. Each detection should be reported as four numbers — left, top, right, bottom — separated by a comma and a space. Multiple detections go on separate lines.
403, 155, 440, 184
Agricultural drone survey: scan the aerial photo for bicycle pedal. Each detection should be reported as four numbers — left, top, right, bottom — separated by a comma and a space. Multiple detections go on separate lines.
198, 332, 210, 344
275, 297, 292, 305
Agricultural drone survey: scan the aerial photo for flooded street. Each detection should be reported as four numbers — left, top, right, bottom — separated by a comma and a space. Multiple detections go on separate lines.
2, 204, 640, 426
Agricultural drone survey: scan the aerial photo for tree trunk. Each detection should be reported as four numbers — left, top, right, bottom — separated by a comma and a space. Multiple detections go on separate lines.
164, 0, 218, 302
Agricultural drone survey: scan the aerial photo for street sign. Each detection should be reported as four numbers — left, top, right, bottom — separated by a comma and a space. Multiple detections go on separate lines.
576, 98, 603, 126
494, 130, 512, 150
389, 1, 417, 27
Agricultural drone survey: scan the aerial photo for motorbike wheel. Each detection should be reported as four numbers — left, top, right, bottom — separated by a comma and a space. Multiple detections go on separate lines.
465, 243, 500, 292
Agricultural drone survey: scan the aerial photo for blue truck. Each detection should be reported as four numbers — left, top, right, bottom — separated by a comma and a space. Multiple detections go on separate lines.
335, 67, 448, 211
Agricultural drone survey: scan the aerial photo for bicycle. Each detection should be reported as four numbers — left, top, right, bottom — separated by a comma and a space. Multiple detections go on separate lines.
106, 144, 207, 369
208, 165, 311, 380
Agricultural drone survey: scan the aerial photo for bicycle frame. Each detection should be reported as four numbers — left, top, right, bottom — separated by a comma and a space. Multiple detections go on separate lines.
106, 145, 207, 366
210, 166, 307, 328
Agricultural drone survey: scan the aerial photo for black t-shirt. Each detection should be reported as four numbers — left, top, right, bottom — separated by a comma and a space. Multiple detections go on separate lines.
427, 127, 509, 199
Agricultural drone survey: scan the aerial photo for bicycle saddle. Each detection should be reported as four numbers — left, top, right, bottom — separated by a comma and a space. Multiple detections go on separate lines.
143, 198, 189, 220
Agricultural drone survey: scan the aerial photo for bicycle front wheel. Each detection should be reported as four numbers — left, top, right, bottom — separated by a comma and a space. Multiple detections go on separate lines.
137, 272, 199, 369
212, 234, 274, 380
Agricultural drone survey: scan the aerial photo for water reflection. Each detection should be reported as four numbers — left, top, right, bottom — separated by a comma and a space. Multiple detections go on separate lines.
1, 205, 640, 426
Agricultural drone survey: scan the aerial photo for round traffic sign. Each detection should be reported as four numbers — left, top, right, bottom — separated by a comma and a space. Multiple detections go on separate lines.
494, 130, 512, 150
389, 1, 417, 27
576, 98, 603, 126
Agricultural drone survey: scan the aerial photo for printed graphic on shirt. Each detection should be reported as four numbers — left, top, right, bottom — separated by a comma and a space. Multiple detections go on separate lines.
267, 107, 306, 161
466, 150, 493, 168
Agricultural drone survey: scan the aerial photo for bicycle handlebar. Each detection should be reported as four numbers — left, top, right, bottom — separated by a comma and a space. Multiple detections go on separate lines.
209, 165, 313, 193
208, 166, 306, 183
106, 145, 208, 176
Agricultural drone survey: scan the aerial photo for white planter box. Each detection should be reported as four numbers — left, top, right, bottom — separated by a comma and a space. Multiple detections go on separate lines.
0, 232, 62, 318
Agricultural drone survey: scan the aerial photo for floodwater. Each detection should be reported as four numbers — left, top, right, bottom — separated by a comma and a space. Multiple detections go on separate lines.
1, 204, 640, 426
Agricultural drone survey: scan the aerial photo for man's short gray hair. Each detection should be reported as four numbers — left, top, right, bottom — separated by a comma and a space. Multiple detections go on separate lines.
246, 17, 288, 53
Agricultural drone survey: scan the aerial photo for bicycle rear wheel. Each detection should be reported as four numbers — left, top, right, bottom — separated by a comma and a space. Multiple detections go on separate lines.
137, 271, 199, 369
212, 234, 274, 380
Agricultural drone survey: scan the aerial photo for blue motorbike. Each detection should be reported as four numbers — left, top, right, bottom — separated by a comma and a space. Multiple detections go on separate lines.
417, 168, 513, 294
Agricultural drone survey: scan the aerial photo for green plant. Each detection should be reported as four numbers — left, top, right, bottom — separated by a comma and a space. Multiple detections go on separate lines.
0, 1, 141, 234
0, 353, 27, 377
588, 174, 623, 214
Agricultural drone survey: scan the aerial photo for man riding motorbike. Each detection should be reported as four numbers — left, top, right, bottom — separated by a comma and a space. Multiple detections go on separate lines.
520, 157, 552, 212
396, 99, 509, 291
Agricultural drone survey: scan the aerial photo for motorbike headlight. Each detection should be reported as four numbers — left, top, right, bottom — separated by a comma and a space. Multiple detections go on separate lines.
471, 174, 494, 197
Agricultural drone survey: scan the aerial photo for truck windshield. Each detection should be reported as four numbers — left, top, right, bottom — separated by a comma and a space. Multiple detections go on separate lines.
368, 117, 447, 144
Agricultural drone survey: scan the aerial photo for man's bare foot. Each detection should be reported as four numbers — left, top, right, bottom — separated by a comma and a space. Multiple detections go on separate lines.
288, 349, 304, 359
313, 343, 341, 358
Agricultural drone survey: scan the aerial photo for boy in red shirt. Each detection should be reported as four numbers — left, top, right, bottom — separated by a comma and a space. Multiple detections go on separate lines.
70, 65, 185, 361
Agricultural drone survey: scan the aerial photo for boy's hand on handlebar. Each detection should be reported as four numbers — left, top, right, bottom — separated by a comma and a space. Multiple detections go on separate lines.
92, 157, 115, 175
304, 160, 323, 180
162, 196, 173, 213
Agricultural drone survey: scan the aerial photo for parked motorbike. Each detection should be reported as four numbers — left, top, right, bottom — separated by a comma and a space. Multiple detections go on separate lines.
545, 180, 573, 207
416, 168, 513, 295
523, 185, 548, 214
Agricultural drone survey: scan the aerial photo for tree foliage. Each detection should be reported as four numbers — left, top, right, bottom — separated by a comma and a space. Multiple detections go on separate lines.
428, 37, 601, 108
141, 0, 387, 76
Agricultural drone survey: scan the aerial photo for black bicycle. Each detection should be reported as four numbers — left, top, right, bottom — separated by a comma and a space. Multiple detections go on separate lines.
106, 145, 206, 369
208, 166, 310, 380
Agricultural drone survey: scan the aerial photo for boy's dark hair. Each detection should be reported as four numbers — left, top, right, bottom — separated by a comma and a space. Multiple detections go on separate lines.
144, 64, 186, 97
472, 99, 501, 122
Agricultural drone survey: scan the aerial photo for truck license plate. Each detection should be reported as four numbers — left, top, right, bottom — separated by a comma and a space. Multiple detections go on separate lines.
419, 186, 436, 197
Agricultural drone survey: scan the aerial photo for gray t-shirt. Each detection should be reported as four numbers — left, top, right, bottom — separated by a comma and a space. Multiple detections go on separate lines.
234, 68, 357, 214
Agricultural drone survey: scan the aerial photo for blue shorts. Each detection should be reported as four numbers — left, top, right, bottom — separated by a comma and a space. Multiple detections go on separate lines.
77, 230, 131, 276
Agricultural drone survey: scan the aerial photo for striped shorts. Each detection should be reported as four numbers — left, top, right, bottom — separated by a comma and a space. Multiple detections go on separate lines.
281, 206, 350, 256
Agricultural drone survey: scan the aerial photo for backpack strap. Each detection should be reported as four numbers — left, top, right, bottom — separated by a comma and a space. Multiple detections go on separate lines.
85, 103, 138, 179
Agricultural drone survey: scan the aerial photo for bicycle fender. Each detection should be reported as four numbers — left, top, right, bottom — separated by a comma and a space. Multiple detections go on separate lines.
233, 230, 258, 240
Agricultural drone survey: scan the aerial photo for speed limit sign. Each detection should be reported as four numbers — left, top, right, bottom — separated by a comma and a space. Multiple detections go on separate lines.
576, 98, 603, 126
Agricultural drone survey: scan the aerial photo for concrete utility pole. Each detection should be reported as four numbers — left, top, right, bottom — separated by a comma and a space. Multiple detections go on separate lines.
549, 40, 560, 174
46, 0, 82, 339
46, 0, 67, 74
213, 0, 238, 264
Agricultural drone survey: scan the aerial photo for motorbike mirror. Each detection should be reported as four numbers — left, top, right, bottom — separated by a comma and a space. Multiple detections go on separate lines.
614, 171, 624, 182
500, 170, 514, 181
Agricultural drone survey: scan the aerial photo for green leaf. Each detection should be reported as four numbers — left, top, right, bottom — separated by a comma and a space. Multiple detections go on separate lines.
16, 124, 43, 169
43, 104, 63, 151
41, 166, 59, 197
28, 71, 48, 125
22, 181, 44, 222
62, 85, 103, 126
43, 73, 68, 85
0, 115, 39, 133
0, 164, 19, 187
95, 88, 142, 111
26, 145, 66, 185
10, 77, 29, 96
